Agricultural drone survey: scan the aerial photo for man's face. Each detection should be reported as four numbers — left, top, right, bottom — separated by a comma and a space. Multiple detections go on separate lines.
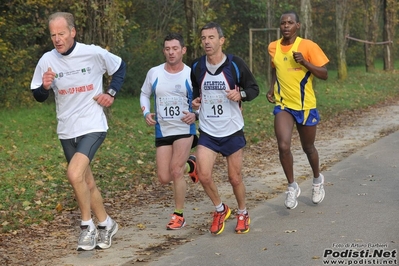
163, 39, 186, 66
49, 17, 76, 54
200, 27, 224, 56
280, 14, 299, 39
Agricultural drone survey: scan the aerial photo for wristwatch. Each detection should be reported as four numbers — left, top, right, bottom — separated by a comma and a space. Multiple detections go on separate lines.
106, 88, 117, 97
240, 90, 247, 99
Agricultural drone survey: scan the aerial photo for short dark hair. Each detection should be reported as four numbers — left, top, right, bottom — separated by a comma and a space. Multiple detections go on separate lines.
201, 22, 224, 38
281, 11, 300, 23
164, 33, 185, 47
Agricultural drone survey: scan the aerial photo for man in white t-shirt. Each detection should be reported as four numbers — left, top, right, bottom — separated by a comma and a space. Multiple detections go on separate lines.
30, 12, 125, 251
140, 33, 198, 230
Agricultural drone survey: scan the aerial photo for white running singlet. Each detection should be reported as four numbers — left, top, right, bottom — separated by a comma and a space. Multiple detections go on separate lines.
199, 70, 244, 137
140, 63, 195, 138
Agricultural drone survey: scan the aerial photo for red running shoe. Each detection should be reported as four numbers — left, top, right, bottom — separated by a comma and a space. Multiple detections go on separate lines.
187, 155, 198, 183
210, 204, 231, 235
235, 212, 250, 234
166, 214, 186, 230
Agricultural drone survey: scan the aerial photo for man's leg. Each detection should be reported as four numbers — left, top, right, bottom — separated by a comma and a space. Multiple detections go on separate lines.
297, 124, 319, 178
226, 148, 250, 234
226, 149, 245, 210
274, 111, 301, 209
196, 144, 231, 235
156, 136, 193, 229
297, 124, 325, 204
67, 153, 102, 250
196, 145, 218, 205
85, 166, 107, 223
67, 153, 97, 222
169, 136, 193, 210
274, 111, 295, 183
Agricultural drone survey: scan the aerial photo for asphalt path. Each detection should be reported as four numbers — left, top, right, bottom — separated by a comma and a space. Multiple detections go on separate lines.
146, 131, 399, 266
56, 130, 399, 266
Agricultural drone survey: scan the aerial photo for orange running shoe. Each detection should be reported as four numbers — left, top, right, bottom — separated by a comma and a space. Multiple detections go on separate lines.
166, 214, 186, 230
235, 212, 250, 234
187, 155, 198, 183
210, 204, 231, 235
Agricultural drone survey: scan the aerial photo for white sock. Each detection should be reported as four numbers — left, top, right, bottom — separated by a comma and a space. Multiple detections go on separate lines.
98, 215, 112, 229
288, 182, 298, 190
313, 175, 322, 184
81, 219, 95, 231
215, 202, 224, 212
237, 208, 247, 215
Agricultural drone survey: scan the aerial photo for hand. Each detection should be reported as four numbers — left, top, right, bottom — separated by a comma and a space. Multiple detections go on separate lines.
226, 85, 241, 102
292, 51, 305, 65
192, 97, 201, 109
93, 93, 115, 108
42, 67, 55, 90
144, 112, 156, 126
181, 111, 196, 125
266, 89, 275, 103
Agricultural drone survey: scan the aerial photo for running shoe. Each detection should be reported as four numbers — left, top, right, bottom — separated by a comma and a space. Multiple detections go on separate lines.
210, 204, 231, 235
285, 185, 301, 209
77, 225, 97, 251
96, 219, 118, 249
235, 212, 250, 234
312, 173, 325, 204
166, 214, 186, 230
187, 155, 198, 183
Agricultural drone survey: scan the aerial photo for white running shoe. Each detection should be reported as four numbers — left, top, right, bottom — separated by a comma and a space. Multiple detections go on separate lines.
312, 174, 325, 204
96, 219, 118, 249
77, 225, 97, 251
285, 185, 301, 209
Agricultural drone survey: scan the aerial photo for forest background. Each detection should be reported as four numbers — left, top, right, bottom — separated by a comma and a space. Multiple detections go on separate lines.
0, 0, 398, 108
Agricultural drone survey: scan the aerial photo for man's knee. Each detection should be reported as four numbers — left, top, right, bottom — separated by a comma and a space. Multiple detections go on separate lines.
302, 145, 316, 155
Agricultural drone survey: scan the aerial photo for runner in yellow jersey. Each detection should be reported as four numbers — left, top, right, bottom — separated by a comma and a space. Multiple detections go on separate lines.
267, 11, 329, 209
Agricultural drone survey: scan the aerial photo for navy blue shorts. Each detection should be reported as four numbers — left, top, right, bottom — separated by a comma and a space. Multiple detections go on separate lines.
60, 132, 106, 163
198, 130, 246, 157
273, 106, 320, 126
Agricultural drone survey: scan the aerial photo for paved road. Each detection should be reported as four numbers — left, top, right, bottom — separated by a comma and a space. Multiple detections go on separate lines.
146, 131, 399, 266
58, 131, 399, 266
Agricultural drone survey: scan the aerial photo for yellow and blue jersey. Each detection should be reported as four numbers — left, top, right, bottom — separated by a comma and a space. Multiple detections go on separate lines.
268, 37, 329, 111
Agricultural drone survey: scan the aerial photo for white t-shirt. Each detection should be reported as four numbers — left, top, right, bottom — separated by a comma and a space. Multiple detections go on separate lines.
31, 42, 122, 139
140, 63, 196, 138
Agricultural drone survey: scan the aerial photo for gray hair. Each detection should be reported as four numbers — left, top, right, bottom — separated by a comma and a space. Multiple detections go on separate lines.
49, 12, 75, 30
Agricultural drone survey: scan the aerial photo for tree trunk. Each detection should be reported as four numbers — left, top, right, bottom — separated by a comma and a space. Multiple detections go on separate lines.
266, 0, 275, 84
336, 0, 349, 80
363, 0, 383, 72
383, 0, 396, 71
184, 0, 196, 65
300, 0, 312, 39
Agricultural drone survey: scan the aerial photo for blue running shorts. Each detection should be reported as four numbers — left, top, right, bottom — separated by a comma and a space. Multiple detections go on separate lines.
198, 130, 246, 157
273, 106, 320, 126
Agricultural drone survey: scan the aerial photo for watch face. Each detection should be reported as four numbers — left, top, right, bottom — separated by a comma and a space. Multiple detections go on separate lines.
240, 91, 246, 98
107, 89, 116, 96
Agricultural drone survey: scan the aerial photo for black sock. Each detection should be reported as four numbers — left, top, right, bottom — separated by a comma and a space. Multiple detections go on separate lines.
187, 160, 194, 173
173, 211, 183, 217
